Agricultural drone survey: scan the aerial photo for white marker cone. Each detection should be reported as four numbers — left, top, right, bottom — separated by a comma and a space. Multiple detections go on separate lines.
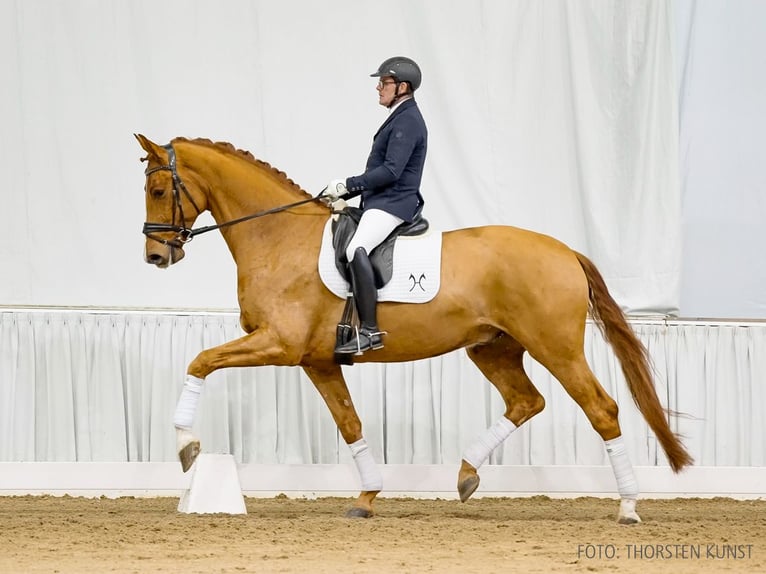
177, 453, 247, 514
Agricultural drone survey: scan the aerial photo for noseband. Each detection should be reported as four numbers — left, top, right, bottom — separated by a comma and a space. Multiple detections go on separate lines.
142, 143, 327, 249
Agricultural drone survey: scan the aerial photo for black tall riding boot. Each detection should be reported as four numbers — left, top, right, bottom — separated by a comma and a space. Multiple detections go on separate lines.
334, 247, 384, 355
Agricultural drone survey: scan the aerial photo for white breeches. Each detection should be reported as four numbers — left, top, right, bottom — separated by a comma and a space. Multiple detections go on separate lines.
345, 208, 403, 262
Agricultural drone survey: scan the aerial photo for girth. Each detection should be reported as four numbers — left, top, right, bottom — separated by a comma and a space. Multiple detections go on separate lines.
331, 206, 429, 288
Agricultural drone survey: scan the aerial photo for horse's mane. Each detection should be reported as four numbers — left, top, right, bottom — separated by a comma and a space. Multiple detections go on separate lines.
173, 137, 311, 198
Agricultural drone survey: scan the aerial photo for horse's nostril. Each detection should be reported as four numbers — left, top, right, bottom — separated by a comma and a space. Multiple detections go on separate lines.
146, 253, 165, 265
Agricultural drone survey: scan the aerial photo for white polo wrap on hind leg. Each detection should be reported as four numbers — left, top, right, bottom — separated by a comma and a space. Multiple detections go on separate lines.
605, 436, 639, 499
173, 374, 204, 429
462, 416, 517, 470
349, 438, 383, 491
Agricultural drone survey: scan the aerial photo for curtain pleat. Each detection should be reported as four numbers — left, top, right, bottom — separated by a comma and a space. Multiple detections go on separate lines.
1, 310, 764, 467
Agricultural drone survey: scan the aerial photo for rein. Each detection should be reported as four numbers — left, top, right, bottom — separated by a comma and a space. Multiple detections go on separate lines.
142, 143, 327, 248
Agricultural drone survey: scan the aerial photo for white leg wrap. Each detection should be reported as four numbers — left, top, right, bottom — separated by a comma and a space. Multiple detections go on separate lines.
605, 436, 639, 499
349, 438, 383, 492
172, 374, 204, 429
462, 416, 517, 470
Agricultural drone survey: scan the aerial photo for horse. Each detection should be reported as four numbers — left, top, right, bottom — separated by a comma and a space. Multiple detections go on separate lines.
135, 134, 692, 523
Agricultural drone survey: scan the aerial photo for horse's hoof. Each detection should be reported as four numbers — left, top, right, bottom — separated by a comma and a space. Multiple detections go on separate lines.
618, 515, 641, 525
178, 440, 201, 473
458, 474, 480, 503
345, 507, 374, 519
617, 498, 642, 524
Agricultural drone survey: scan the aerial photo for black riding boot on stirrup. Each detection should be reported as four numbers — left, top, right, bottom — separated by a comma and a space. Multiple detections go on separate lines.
334, 247, 385, 355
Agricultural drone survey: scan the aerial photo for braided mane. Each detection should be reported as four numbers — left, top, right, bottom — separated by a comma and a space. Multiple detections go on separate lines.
172, 137, 311, 198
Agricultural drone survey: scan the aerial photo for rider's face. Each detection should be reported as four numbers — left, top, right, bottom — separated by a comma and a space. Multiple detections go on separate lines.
376, 76, 398, 107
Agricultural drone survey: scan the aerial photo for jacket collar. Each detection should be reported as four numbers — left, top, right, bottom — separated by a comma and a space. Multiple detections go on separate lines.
374, 98, 417, 137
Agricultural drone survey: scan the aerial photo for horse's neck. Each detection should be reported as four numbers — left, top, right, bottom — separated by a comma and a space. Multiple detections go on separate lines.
208, 172, 301, 230
186, 146, 325, 266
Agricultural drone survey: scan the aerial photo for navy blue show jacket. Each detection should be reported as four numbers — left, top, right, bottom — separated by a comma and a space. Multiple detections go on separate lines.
345, 98, 427, 222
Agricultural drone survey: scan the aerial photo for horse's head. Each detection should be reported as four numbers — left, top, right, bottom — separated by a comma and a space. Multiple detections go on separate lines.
135, 134, 207, 268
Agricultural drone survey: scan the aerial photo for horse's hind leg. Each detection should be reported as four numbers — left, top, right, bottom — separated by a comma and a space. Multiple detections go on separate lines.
543, 353, 641, 524
461, 334, 546, 502
303, 364, 381, 518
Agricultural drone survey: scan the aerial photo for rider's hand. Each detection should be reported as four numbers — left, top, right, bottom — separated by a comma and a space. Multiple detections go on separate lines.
324, 179, 347, 202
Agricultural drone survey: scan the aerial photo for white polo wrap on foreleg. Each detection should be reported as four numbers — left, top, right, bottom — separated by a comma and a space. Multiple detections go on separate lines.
605, 436, 639, 499
462, 416, 517, 470
349, 438, 383, 491
173, 374, 204, 429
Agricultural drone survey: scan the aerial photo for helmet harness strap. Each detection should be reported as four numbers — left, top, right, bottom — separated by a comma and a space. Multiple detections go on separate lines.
387, 81, 411, 108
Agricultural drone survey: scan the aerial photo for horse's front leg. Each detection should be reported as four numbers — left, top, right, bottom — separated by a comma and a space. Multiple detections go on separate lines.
303, 364, 382, 518
173, 328, 295, 472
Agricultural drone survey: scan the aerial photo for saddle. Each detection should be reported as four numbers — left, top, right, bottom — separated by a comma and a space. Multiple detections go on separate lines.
331, 206, 429, 288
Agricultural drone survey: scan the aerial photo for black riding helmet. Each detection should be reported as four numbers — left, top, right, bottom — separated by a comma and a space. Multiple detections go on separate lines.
370, 56, 422, 91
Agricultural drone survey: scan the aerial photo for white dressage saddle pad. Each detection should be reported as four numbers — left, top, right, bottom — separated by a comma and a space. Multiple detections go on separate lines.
317, 217, 442, 303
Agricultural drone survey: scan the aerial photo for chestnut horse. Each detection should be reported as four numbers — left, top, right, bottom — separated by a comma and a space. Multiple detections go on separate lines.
136, 134, 692, 523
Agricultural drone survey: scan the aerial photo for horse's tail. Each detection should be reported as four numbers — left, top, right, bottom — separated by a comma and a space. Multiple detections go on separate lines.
574, 251, 693, 473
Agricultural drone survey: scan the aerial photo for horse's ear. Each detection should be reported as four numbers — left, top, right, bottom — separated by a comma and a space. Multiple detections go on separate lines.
134, 133, 163, 162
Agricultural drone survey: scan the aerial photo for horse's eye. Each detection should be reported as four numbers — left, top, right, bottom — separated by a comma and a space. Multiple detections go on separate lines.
151, 188, 166, 199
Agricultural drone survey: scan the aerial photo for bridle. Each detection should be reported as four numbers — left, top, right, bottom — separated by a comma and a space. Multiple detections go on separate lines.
142, 143, 327, 249
142, 144, 202, 248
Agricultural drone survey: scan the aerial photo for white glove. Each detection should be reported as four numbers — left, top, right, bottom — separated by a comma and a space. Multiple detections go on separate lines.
324, 179, 347, 202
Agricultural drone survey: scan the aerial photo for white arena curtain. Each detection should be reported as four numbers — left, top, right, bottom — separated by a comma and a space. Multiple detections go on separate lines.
1, 309, 763, 467
1, 0, 681, 314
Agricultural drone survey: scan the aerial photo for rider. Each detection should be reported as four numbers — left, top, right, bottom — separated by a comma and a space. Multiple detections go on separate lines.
325, 56, 428, 356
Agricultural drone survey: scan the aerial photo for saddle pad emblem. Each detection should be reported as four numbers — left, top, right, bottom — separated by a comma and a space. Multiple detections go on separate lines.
318, 218, 442, 303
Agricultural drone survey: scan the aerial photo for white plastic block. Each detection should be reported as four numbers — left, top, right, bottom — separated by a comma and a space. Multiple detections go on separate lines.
177, 454, 247, 514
